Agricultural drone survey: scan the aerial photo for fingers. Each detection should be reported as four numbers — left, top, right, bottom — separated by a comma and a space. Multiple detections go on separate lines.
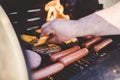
41, 21, 55, 37
41, 22, 51, 30
41, 27, 55, 37
47, 37, 62, 44
48, 37, 57, 43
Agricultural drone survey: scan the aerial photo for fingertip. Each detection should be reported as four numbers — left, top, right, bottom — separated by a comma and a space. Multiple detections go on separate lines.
40, 28, 49, 37
48, 37, 62, 44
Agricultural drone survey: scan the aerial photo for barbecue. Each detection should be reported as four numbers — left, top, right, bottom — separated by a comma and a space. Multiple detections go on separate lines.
1, 0, 120, 80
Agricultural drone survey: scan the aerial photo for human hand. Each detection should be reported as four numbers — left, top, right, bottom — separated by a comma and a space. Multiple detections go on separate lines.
41, 19, 78, 43
41, 11, 120, 44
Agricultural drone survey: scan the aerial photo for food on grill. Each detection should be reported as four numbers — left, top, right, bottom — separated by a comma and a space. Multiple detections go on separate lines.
20, 34, 37, 43
32, 44, 61, 55
50, 46, 80, 62
82, 36, 102, 48
34, 36, 49, 46
64, 38, 78, 44
35, 29, 41, 34
25, 50, 42, 69
93, 38, 113, 52
34, 35, 78, 46
32, 62, 64, 80
59, 48, 89, 66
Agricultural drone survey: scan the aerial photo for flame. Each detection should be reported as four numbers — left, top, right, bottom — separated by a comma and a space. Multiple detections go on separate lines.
44, 0, 78, 45
45, 0, 70, 22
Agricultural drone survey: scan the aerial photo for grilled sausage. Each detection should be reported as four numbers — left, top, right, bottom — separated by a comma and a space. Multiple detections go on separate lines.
59, 48, 89, 66
32, 62, 64, 80
82, 37, 102, 48
50, 46, 80, 62
93, 38, 113, 52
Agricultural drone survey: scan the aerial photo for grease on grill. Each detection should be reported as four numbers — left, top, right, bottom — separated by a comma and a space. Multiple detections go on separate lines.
32, 44, 61, 55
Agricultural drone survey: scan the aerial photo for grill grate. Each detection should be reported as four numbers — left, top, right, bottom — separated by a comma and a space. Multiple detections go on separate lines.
43, 36, 120, 80
1, 0, 120, 80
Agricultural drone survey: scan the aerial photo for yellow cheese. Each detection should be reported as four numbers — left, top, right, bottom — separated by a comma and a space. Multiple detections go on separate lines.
34, 36, 49, 46
20, 34, 37, 43
64, 38, 78, 44
35, 29, 41, 34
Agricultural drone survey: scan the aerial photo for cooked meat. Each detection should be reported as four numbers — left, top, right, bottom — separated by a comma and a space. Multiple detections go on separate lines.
32, 44, 61, 55
32, 62, 64, 80
93, 38, 113, 52
50, 46, 80, 62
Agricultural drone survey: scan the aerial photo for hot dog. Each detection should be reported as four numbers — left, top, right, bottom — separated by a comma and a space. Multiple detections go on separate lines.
93, 38, 113, 52
82, 37, 102, 48
50, 46, 80, 62
59, 48, 89, 66
32, 62, 64, 80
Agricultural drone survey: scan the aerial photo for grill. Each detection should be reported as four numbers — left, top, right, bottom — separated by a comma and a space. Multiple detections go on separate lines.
41, 36, 120, 80
1, 0, 120, 80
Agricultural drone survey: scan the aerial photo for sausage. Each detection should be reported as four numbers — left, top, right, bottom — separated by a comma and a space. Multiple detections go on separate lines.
50, 46, 80, 62
32, 62, 64, 80
93, 38, 113, 52
82, 37, 102, 48
59, 48, 89, 66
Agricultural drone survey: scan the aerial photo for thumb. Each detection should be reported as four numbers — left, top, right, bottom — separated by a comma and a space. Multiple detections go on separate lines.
41, 28, 55, 37
48, 37, 62, 44
41, 21, 51, 30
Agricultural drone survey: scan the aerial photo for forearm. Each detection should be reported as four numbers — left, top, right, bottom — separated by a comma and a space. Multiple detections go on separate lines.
75, 2, 120, 37
96, 2, 120, 30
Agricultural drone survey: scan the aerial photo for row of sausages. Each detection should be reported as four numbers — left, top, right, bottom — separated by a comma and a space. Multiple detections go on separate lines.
82, 36, 112, 52
32, 37, 113, 80
33, 47, 88, 80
